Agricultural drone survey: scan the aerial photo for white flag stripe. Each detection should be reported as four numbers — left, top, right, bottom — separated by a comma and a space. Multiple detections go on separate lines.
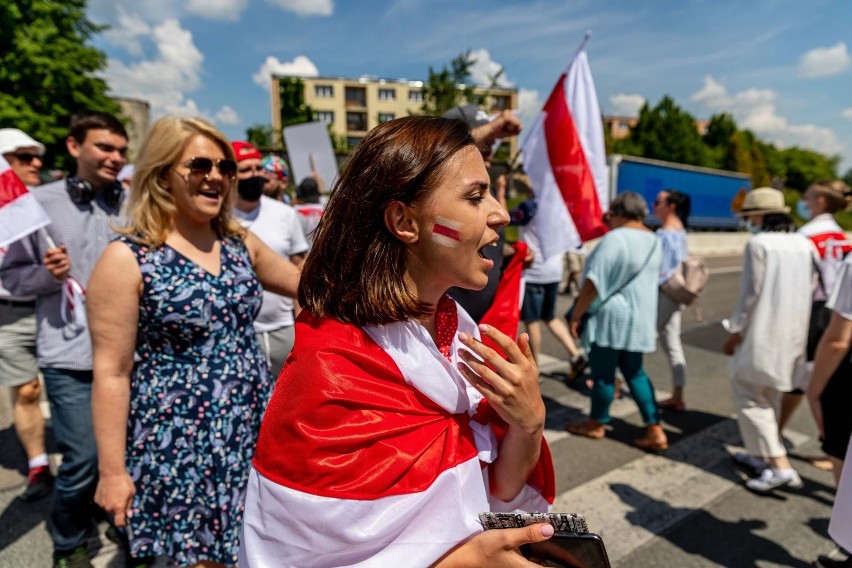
241, 460, 490, 568
0, 190, 51, 249
565, 49, 609, 213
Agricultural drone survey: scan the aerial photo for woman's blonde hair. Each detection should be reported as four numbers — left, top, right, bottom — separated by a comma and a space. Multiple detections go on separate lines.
808, 179, 852, 214
117, 116, 244, 247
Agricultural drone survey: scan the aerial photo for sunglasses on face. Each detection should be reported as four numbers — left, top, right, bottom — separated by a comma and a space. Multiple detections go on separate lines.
184, 157, 237, 179
12, 152, 42, 164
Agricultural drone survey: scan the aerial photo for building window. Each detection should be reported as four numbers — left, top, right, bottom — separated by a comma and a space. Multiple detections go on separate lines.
314, 110, 334, 124
378, 112, 395, 123
378, 88, 396, 101
492, 96, 510, 110
618, 121, 630, 130
346, 112, 368, 132
315, 84, 334, 98
345, 87, 366, 107
408, 90, 423, 102
346, 136, 363, 149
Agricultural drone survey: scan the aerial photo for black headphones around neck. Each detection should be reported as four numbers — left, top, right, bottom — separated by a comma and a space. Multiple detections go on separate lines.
66, 176, 123, 208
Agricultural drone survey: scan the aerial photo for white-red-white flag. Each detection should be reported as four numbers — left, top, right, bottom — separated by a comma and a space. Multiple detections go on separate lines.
521, 33, 609, 259
0, 156, 50, 248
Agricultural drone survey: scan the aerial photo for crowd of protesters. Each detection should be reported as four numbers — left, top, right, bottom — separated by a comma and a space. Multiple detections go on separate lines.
1, 106, 852, 568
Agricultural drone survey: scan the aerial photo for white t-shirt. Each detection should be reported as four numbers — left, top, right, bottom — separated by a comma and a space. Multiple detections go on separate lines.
519, 225, 564, 284
234, 196, 309, 332
827, 253, 852, 321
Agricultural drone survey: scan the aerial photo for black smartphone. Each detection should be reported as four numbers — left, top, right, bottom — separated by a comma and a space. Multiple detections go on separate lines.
524, 533, 611, 568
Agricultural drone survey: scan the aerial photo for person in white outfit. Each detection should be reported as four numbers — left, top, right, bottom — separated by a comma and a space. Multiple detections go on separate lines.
653, 189, 691, 411
723, 187, 818, 494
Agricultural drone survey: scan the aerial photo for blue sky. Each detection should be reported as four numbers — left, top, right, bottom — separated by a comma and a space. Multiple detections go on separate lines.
88, 0, 852, 171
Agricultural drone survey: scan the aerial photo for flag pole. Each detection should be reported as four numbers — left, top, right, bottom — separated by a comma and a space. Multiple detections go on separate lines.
39, 227, 56, 249
514, 30, 594, 169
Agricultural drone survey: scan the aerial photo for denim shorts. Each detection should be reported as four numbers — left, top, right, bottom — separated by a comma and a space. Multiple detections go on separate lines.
521, 282, 560, 322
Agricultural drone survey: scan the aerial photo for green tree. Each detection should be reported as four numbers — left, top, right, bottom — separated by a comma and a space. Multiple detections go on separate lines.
277, 76, 314, 127
843, 168, 852, 187
0, 0, 120, 168
246, 124, 274, 149
702, 113, 738, 169
780, 147, 840, 191
627, 97, 708, 167
421, 51, 474, 116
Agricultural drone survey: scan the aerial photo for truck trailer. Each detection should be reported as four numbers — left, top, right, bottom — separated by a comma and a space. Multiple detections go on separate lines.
609, 154, 751, 229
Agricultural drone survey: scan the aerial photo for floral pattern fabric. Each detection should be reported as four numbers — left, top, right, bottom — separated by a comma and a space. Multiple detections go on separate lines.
118, 236, 270, 566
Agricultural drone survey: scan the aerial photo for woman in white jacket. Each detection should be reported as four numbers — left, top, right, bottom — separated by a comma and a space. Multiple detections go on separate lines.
723, 187, 818, 494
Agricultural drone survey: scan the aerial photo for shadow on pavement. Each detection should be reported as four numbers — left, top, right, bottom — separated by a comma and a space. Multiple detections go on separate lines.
0, 490, 51, 553
681, 321, 728, 354
610, 482, 813, 567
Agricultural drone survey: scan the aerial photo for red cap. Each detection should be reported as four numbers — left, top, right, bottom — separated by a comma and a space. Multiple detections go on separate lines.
231, 141, 262, 162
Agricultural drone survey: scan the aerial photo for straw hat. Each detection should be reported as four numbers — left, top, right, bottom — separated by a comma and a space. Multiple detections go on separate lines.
734, 187, 790, 217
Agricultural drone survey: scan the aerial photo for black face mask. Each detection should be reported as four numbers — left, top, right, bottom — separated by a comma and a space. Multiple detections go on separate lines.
237, 176, 265, 202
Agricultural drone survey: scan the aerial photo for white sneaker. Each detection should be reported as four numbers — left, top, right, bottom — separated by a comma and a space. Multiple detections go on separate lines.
745, 468, 803, 493
731, 452, 768, 477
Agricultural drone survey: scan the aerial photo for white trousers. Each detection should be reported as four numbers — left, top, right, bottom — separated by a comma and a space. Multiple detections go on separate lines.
657, 290, 687, 388
731, 377, 786, 459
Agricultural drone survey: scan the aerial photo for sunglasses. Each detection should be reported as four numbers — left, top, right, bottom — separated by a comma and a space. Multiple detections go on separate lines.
184, 157, 237, 179
12, 152, 42, 164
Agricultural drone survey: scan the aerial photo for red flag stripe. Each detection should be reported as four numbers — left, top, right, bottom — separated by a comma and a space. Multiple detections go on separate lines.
543, 75, 607, 242
0, 169, 29, 208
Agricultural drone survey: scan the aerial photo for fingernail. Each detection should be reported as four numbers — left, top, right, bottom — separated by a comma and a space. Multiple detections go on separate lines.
458, 332, 469, 342
478, 324, 490, 333
540, 524, 554, 537
457, 362, 466, 371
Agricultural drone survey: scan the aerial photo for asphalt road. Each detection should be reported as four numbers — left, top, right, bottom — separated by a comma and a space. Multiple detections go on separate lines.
0, 254, 840, 567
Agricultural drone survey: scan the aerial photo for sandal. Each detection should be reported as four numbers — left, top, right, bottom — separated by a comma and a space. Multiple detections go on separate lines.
565, 419, 606, 439
634, 425, 669, 452
658, 398, 686, 412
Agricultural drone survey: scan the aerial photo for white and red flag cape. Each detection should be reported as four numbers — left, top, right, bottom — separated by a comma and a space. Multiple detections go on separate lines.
240, 296, 555, 567
0, 156, 50, 248
521, 33, 609, 260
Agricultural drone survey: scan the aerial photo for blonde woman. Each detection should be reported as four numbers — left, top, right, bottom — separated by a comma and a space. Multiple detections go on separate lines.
87, 117, 300, 567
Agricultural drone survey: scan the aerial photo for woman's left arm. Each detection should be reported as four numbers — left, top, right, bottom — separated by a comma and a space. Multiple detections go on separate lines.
244, 231, 301, 298
806, 311, 852, 436
456, 325, 544, 502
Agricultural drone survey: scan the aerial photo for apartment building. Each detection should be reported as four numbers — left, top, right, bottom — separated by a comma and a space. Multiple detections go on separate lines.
270, 75, 518, 152
603, 115, 710, 140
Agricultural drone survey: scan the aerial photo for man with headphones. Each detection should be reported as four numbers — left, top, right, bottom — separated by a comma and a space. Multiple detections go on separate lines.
1, 111, 128, 568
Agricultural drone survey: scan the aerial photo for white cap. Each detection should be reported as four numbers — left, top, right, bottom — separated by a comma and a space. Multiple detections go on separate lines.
0, 128, 45, 156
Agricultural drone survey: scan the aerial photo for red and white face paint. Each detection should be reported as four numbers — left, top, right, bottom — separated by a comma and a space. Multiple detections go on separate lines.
431, 216, 463, 248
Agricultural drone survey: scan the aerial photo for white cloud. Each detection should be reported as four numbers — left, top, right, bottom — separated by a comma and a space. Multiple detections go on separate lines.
265, 0, 334, 16
252, 55, 319, 88
843, 108, 852, 121
186, 0, 248, 21
215, 105, 240, 125
609, 93, 645, 117
102, 9, 151, 56
690, 75, 729, 108
798, 42, 852, 78
467, 49, 513, 88
516, 87, 542, 130
690, 75, 845, 157
104, 18, 229, 124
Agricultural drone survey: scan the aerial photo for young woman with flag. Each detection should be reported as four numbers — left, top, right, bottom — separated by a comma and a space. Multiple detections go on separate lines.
239, 116, 556, 567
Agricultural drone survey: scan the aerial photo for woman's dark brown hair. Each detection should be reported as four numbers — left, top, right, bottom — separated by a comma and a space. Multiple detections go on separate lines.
299, 115, 476, 326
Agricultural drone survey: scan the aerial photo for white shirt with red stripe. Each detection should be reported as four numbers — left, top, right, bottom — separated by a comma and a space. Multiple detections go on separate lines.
240, 296, 554, 567
798, 213, 852, 301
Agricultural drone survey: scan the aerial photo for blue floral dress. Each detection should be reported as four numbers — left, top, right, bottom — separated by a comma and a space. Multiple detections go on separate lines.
119, 236, 271, 566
